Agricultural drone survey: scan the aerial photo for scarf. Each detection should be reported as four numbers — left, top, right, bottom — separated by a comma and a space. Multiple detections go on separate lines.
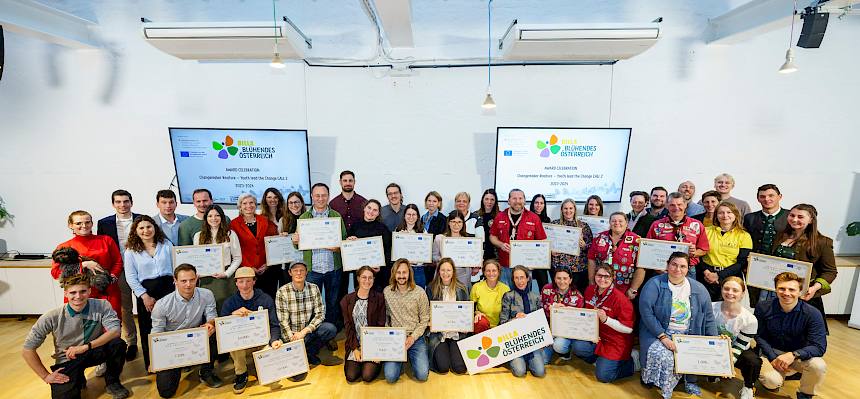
588, 284, 614, 309
513, 282, 532, 314
507, 210, 524, 240
670, 216, 686, 242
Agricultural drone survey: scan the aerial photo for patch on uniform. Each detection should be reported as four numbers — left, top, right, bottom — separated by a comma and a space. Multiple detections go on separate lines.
624, 236, 634, 244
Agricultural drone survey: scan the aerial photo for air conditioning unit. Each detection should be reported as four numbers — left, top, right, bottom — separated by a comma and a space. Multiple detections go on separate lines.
141, 20, 310, 61
499, 22, 661, 62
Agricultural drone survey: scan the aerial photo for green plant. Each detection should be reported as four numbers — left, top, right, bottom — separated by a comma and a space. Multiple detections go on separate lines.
0, 196, 9, 222
848, 222, 860, 236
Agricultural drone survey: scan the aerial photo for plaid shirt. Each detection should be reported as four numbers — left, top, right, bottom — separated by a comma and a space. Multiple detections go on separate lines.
275, 281, 325, 337
311, 208, 336, 273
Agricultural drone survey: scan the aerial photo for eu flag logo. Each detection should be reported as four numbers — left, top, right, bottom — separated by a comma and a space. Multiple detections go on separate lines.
504, 150, 513, 156
180, 151, 190, 157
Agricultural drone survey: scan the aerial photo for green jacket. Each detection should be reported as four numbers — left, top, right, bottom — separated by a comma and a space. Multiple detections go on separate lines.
298, 208, 347, 271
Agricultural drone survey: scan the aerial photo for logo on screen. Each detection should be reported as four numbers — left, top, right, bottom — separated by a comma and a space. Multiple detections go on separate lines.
212, 135, 240, 159
503, 150, 513, 156
536, 135, 561, 158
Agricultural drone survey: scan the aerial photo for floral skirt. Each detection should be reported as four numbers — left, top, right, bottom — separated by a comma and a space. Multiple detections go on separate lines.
641, 329, 687, 399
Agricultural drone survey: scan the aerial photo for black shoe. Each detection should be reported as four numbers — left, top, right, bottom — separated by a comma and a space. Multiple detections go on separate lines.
105, 382, 131, 399
320, 355, 344, 367
288, 373, 307, 382
125, 345, 138, 361
232, 372, 248, 394
200, 371, 224, 388
326, 339, 338, 351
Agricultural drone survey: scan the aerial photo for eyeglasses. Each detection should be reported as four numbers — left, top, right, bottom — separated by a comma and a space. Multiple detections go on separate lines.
595, 274, 612, 280
667, 263, 689, 270
288, 201, 302, 205
450, 221, 464, 224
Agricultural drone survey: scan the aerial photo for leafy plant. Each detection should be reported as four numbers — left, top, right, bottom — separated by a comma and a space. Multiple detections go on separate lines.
848, 222, 860, 237
0, 196, 10, 222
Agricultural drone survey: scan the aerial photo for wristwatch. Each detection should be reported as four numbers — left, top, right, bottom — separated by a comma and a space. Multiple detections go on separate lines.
87, 342, 92, 351
791, 351, 801, 359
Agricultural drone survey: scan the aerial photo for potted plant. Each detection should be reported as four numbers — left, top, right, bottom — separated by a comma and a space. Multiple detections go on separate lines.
0, 196, 10, 223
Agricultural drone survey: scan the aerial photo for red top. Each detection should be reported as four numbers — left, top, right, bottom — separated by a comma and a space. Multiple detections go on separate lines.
489, 209, 547, 267
587, 230, 641, 293
231, 214, 278, 270
540, 283, 584, 320
52, 234, 123, 314
584, 284, 634, 361
645, 216, 709, 267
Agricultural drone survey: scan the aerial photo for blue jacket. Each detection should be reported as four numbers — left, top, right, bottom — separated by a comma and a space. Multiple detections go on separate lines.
638, 274, 717, 368
220, 288, 282, 344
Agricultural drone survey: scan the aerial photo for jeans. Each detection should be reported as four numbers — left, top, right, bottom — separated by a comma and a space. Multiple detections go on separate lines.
156, 334, 218, 398
413, 265, 426, 288
543, 337, 574, 363
509, 350, 545, 377
307, 269, 342, 326
499, 267, 513, 289
306, 322, 338, 362
138, 275, 175, 370
383, 337, 429, 383
49, 337, 127, 399
570, 340, 633, 383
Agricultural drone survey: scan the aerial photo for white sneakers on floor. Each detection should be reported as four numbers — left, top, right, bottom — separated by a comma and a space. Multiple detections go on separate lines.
740, 387, 755, 399
94, 363, 107, 377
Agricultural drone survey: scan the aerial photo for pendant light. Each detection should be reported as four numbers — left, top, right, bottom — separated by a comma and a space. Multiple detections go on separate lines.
482, 0, 496, 109
779, 0, 799, 74
270, 0, 286, 69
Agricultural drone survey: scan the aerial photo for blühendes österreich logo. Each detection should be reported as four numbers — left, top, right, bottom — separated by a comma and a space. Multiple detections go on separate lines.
536, 135, 561, 158
466, 336, 501, 367
212, 135, 239, 159
212, 134, 277, 159
537, 134, 599, 158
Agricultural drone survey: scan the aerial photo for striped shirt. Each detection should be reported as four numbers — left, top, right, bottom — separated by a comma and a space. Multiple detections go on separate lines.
712, 301, 757, 360
275, 281, 325, 337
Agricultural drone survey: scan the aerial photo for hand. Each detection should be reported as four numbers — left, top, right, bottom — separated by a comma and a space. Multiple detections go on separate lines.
142, 294, 157, 312
704, 270, 719, 284
205, 323, 216, 337
64, 344, 88, 360
81, 260, 104, 273
231, 307, 252, 317
515, 312, 526, 319
802, 283, 821, 301
270, 339, 283, 349
596, 309, 608, 323
660, 336, 676, 352
579, 238, 586, 248
405, 336, 415, 349
43, 368, 70, 385
471, 267, 481, 276
291, 329, 308, 341
212, 272, 227, 279
292, 233, 300, 245
474, 312, 484, 324
501, 243, 511, 253
772, 352, 796, 372
371, 267, 380, 272
353, 349, 362, 362
280, 232, 289, 237
347, 236, 358, 241
550, 251, 559, 256
626, 289, 637, 300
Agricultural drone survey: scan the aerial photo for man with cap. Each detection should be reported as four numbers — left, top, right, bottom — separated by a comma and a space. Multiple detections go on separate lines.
219, 267, 282, 394
274, 261, 341, 379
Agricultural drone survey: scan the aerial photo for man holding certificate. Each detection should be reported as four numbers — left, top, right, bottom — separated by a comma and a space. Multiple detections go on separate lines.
489, 189, 547, 288
219, 267, 282, 394
646, 192, 709, 277
150, 264, 221, 397
382, 259, 431, 383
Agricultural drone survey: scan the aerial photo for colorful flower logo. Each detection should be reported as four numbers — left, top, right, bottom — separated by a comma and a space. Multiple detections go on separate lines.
212, 135, 239, 159
466, 336, 501, 367
536, 134, 561, 157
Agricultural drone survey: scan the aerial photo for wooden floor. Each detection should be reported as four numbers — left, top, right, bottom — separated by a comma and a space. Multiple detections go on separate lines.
2, 317, 858, 399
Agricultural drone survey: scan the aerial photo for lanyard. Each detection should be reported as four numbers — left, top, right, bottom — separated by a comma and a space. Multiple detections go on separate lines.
507, 210, 523, 240
588, 285, 613, 309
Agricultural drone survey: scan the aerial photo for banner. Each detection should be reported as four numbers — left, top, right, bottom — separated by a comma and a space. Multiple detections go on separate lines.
457, 310, 552, 374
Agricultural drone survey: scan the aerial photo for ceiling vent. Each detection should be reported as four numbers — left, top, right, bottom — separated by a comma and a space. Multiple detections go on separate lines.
499, 22, 661, 61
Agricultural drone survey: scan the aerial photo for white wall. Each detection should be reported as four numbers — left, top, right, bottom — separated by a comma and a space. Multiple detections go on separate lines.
1, 2, 858, 255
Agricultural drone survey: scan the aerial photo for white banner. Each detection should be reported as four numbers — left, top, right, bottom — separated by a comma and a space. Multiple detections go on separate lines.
457, 310, 552, 375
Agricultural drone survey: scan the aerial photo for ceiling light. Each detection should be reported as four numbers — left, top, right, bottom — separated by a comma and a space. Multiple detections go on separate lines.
778, 49, 797, 74
482, 91, 496, 109
270, 53, 286, 69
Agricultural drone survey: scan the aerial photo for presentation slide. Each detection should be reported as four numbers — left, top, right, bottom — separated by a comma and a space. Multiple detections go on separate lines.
495, 127, 631, 203
169, 128, 311, 205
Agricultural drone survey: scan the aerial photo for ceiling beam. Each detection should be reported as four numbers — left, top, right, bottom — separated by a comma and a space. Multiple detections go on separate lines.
0, 0, 98, 48
373, 0, 414, 48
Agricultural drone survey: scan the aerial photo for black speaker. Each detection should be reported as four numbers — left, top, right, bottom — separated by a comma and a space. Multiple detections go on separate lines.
797, 9, 829, 49
0, 25, 5, 81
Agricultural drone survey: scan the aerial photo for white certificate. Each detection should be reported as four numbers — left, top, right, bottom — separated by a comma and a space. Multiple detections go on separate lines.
391, 232, 433, 264
172, 244, 224, 277
543, 224, 582, 256
578, 216, 609, 234
430, 301, 475, 333
441, 237, 483, 267
510, 240, 551, 269
214, 310, 271, 354
341, 236, 386, 271
636, 239, 690, 270
360, 327, 407, 362
252, 340, 310, 385
673, 335, 734, 377
264, 235, 302, 266
746, 253, 812, 293
149, 327, 210, 372
549, 306, 599, 342
297, 217, 342, 250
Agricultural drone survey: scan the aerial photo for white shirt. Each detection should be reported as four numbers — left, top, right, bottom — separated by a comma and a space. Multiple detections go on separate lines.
116, 216, 133, 252
193, 230, 243, 277
668, 278, 692, 331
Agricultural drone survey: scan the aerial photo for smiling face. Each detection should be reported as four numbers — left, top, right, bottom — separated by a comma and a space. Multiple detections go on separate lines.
482, 193, 496, 212
239, 197, 257, 216
135, 220, 156, 241
776, 279, 801, 308
235, 277, 255, 296
787, 208, 812, 232
174, 270, 198, 298
757, 189, 782, 213
394, 262, 411, 287
438, 262, 455, 285
677, 181, 696, 201
386, 186, 402, 207
289, 264, 307, 285
455, 195, 470, 214
448, 215, 465, 236
340, 174, 355, 193
311, 186, 329, 210
714, 176, 733, 195
650, 190, 667, 209
112, 195, 132, 215
561, 201, 576, 221
287, 195, 304, 215
586, 199, 601, 216
205, 208, 222, 229
702, 195, 720, 214
404, 208, 419, 227
508, 191, 525, 213
157, 196, 177, 217
357, 269, 374, 290
716, 205, 736, 227
721, 280, 744, 304
483, 263, 500, 283
666, 257, 689, 283
265, 192, 280, 210
512, 269, 529, 290
609, 213, 628, 234
363, 201, 380, 222
64, 284, 91, 310
667, 196, 687, 221
532, 197, 545, 214
192, 191, 213, 215
594, 268, 612, 290
554, 270, 571, 291
630, 194, 647, 213
425, 195, 440, 212
69, 214, 94, 236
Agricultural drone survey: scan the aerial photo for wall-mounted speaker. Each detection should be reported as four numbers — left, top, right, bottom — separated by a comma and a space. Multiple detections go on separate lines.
797, 8, 829, 49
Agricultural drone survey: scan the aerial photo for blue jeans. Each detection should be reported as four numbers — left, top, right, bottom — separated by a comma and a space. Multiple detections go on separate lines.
509, 350, 545, 377
383, 336, 429, 383
305, 322, 337, 362
572, 340, 598, 363
413, 265, 426, 288
307, 269, 342, 325
572, 340, 634, 383
499, 267, 513, 289
543, 337, 574, 364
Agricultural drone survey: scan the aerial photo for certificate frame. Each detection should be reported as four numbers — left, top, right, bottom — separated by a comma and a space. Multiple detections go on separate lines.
509, 240, 552, 269
391, 232, 434, 264
578, 215, 610, 234
148, 326, 210, 372
264, 234, 302, 266
440, 237, 484, 268
171, 244, 224, 277
214, 310, 271, 354
429, 301, 475, 333
543, 224, 582, 256
340, 236, 386, 271
635, 238, 691, 271
252, 339, 310, 385
549, 306, 600, 342
672, 334, 734, 377
297, 217, 343, 250
360, 327, 408, 362
746, 253, 813, 293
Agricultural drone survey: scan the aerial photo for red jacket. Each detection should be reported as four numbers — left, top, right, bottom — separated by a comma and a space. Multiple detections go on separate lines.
52, 234, 123, 315
489, 209, 547, 267
230, 215, 277, 270
584, 284, 634, 361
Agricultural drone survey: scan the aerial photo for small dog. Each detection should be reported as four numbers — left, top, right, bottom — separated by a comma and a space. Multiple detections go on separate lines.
52, 247, 116, 291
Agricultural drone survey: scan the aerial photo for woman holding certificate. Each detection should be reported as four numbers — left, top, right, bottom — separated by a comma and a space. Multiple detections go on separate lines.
348, 199, 392, 293
124, 215, 175, 372
699, 202, 753, 301
550, 199, 593, 293
539, 267, 584, 362
587, 212, 643, 300
395, 203, 429, 288
639, 252, 717, 399
711, 277, 760, 399
580, 264, 635, 383
282, 192, 307, 234
231, 194, 279, 300
193, 204, 243, 312
422, 191, 447, 284
475, 189, 500, 261
454, 192, 480, 235
341, 266, 386, 383
470, 259, 510, 333
433, 212, 475, 290
425, 258, 470, 374
500, 266, 545, 377
585, 195, 605, 217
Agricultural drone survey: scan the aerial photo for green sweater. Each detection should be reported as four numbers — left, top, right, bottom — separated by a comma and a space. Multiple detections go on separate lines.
299, 209, 347, 271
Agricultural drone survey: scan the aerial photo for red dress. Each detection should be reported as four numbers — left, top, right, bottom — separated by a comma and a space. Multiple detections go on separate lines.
230, 215, 277, 270
52, 234, 123, 315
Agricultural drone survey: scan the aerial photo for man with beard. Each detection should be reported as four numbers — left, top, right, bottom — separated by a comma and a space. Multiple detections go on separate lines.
677, 181, 705, 217
489, 189, 547, 288
646, 193, 709, 278
382, 259, 430, 383
646, 186, 669, 218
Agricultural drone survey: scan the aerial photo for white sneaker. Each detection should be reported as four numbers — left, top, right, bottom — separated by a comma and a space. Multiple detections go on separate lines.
740, 387, 755, 399
94, 363, 107, 377
631, 349, 641, 372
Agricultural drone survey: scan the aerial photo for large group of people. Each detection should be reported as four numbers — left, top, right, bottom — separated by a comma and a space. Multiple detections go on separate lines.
23, 171, 836, 399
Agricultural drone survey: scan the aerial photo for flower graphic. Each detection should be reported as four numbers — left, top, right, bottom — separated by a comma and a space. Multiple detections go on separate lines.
536, 134, 561, 157
212, 135, 239, 159
466, 336, 501, 367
